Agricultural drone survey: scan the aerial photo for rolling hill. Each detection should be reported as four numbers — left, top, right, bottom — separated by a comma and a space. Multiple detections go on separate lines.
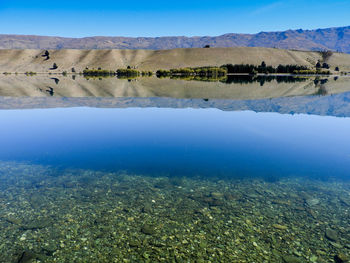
1, 47, 350, 73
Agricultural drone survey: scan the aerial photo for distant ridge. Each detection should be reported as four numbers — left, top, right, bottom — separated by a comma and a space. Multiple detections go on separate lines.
0, 26, 350, 53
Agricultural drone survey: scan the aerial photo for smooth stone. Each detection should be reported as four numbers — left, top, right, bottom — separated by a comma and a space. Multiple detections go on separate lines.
129, 240, 140, 247
282, 255, 303, 263
273, 224, 288, 230
325, 228, 338, 241
21, 218, 51, 230
16, 251, 37, 263
306, 198, 320, 206
141, 224, 155, 235
211, 192, 224, 199
335, 253, 349, 263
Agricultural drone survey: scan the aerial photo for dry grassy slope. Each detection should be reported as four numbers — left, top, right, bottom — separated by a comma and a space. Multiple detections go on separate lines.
1, 47, 350, 73
0, 75, 349, 100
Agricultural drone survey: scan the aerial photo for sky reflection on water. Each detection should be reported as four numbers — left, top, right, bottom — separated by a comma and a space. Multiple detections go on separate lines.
0, 107, 349, 179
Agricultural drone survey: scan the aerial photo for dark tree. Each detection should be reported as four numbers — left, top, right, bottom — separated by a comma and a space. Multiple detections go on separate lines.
335, 66, 340, 71
320, 50, 333, 62
261, 61, 266, 68
316, 62, 321, 68
42, 50, 50, 60
52, 63, 58, 69
71, 67, 76, 73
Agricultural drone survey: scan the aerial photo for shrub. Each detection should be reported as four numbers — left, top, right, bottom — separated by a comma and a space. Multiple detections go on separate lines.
141, 71, 153, 76
83, 69, 115, 76
322, 63, 329, 69
320, 50, 333, 62
156, 69, 171, 77
25, 72, 37, 76
116, 68, 140, 77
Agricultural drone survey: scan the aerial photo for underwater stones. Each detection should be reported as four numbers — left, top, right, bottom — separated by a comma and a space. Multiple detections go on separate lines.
142, 204, 152, 213
211, 192, 224, 199
272, 199, 291, 206
21, 217, 52, 230
128, 239, 141, 248
306, 198, 320, 206
41, 243, 58, 256
334, 253, 349, 263
29, 193, 45, 209
202, 192, 225, 206
141, 224, 156, 235
15, 251, 37, 263
272, 224, 288, 230
5, 216, 22, 225
339, 196, 350, 206
282, 255, 304, 263
325, 228, 339, 242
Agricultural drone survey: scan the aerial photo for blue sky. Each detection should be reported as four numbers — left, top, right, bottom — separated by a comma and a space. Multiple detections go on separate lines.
0, 0, 349, 37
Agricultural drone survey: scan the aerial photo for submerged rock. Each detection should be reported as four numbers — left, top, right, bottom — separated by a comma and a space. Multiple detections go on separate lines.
141, 224, 155, 235
21, 217, 52, 230
306, 198, 320, 206
15, 251, 37, 263
273, 224, 288, 230
282, 255, 304, 263
334, 253, 349, 263
128, 239, 141, 248
325, 228, 338, 242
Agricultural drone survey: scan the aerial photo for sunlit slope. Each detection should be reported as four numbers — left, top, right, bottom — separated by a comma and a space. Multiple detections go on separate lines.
1, 47, 350, 73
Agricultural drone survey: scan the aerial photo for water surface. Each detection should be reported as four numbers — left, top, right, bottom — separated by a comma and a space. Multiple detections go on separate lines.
0, 76, 349, 262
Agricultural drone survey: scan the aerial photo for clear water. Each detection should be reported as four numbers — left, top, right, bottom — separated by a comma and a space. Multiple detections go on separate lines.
0, 76, 349, 262
0, 107, 349, 180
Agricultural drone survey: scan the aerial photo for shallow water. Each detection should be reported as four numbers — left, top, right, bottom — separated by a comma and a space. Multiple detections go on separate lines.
0, 76, 349, 262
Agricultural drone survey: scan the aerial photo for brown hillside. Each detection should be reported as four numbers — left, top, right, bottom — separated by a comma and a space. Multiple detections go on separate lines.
0, 26, 350, 53
1, 47, 350, 73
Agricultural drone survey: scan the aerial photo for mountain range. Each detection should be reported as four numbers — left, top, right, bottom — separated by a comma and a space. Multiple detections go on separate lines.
0, 26, 349, 53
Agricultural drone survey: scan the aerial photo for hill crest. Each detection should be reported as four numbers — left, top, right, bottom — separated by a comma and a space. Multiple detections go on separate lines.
0, 26, 350, 53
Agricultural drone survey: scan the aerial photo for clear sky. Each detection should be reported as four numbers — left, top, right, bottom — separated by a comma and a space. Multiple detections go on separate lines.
0, 0, 349, 37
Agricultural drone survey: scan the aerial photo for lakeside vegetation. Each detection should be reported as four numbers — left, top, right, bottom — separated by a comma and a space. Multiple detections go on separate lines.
221, 62, 331, 75
156, 67, 227, 77
83, 69, 115, 76
1, 61, 340, 80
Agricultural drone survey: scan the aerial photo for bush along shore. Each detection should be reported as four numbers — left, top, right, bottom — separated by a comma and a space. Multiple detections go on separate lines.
2, 62, 338, 78
221, 62, 332, 75
156, 67, 227, 78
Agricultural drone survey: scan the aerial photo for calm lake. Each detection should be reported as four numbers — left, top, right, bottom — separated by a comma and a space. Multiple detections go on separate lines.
0, 76, 349, 262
